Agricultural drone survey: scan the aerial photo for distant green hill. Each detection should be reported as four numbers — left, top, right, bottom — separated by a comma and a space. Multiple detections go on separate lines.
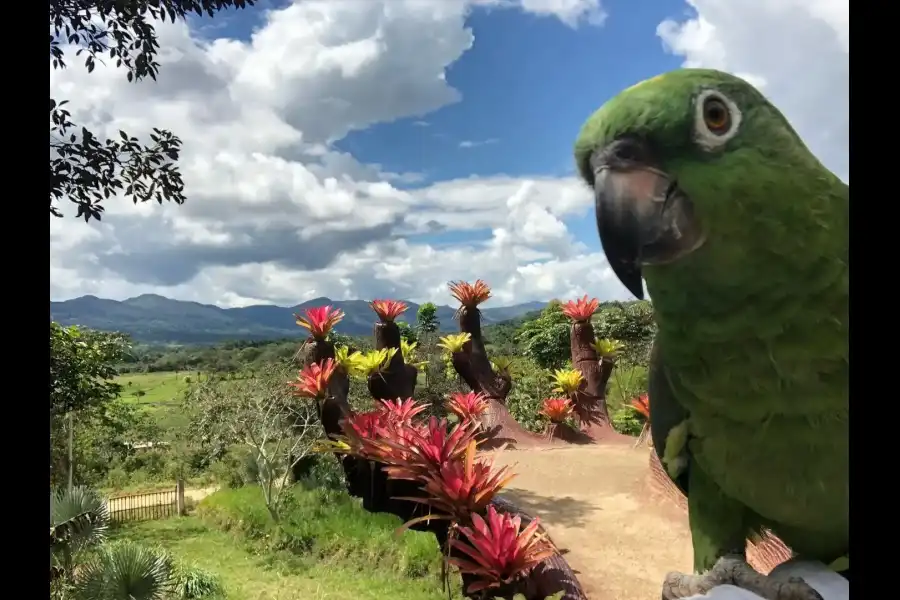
49, 294, 547, 343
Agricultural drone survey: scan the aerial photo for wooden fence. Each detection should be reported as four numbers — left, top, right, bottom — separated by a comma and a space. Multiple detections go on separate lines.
107, 480, 186, 524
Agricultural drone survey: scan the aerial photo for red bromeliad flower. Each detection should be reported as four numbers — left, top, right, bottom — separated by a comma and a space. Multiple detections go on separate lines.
631, 394, 650, 419
289, 358, 337, 399
448, 280, 492, 307
561, 295, 600, 322
410, 441, 516, 519
376, 397, 429, 423
449, 504, 557, 593
295, 306, 344, 340
380, 417, 480, 482
539, 397, 573, 424
370, 299, 408, 322
445, 391, 490, 423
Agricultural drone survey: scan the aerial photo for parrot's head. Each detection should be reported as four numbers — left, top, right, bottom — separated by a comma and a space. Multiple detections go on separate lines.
574, 68, 826, 300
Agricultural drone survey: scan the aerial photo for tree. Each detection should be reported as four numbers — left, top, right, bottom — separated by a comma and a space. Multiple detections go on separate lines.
50, 323, 130, 416
188, 364, 322, 521
515, 301, 571, 370
416, 302, 439, 335
49, 0, 257, 222
396, 321, 418, 344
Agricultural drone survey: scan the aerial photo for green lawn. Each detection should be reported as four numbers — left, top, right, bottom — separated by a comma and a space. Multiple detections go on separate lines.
119, 517, 456, 600
116, 371, 205, 430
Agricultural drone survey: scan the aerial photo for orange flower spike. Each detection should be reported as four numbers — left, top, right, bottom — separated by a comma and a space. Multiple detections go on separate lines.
631, 394, 650, 419
448, 279, 492, 307
294, 306, 344, 340
289, 358, 337, 399
561, 295, 600, 322
445, 391, 490, 423
370, 299, 408, 322
539, 397, 573, 423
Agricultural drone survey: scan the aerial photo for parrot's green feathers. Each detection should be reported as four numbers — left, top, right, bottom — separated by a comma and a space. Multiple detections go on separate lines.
574, 68, 849, 566
662, 420, 690, 479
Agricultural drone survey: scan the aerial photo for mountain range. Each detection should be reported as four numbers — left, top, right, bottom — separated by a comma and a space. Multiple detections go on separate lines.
49, 294, 547, 344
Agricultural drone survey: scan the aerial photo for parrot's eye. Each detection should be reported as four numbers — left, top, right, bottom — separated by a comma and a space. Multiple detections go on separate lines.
702, 98, 730, 134
693, 89, 742, 151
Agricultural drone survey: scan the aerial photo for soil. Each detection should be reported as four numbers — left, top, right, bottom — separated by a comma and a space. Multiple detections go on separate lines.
488, 444, 695, 600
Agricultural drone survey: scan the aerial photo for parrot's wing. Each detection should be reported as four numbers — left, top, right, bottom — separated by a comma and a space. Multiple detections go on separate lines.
649, 339, 692, 496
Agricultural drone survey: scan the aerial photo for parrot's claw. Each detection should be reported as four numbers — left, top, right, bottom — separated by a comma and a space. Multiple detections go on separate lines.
661, 556, 823, 600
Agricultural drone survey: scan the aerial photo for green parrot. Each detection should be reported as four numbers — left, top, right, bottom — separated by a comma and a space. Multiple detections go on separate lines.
574, 69, 848, 600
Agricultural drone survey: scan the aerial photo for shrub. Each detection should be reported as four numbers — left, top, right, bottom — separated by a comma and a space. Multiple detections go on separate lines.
196, 485, 442, 579
610, 405, 645, 436
170, 562, 225, 599
506, 358, 553, 433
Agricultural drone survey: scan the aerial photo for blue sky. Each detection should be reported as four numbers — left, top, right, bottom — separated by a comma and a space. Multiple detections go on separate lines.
51, 0, 848, 307
185, 0, 689, 265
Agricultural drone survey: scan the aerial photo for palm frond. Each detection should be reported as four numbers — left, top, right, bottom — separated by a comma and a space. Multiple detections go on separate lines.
75, 540, 174, 600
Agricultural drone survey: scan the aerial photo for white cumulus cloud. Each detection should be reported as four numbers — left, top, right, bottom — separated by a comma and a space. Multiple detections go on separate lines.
50, 0, 848, 311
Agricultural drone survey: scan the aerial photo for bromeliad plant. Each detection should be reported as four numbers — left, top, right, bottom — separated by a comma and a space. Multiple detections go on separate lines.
449, 505, 557, 596
539, 398, 573, 424
560, 296, 599, 323
289, 358, 337, 400
446, 391, 490, 425
539, 397, 573, 441
630, 394, 651, 448
401, 339, 429, 372
371, 299, 409, 322
593, 338, 625, 362
439, 332, 472, 353
295, 306, 344, 340
550, 369, 583, 396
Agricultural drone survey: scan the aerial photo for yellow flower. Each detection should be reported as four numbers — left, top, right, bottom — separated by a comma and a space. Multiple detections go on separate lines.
593, 338, 625, 358
356, 348, 397, 377
437, 332, 472, 353
551, 368, 584, 395
334, 345, 364, 376
400, 339, 428, 372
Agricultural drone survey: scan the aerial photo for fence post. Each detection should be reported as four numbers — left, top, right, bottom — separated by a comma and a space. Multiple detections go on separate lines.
176, 479, 185, 516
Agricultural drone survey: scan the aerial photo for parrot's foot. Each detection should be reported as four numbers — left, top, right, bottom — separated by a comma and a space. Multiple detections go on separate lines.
661, 555, 823, 600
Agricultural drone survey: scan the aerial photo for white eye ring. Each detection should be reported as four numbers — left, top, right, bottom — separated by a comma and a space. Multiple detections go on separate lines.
693, 89, 742, 151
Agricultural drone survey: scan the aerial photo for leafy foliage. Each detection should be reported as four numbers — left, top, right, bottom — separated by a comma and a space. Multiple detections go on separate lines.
515, 302, 571, 370
49, 0, 258, 221
416, 302, 440, 335
187, 364, 323, 520
75, 540, 174, 600
50, 323, 130, 415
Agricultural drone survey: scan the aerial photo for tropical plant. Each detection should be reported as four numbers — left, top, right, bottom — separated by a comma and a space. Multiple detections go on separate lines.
593, 338, 625, 360
550, 368, 583, 396
400, 339, 428, 371
370, 299, 409, 322
294, 306, 344, 340
409, 441, 517, 521
51, 486, 110, 579
489, 357, 514, 377
75, 540, 174, 600
289, 358, 337, 399
515, 302, 570, 370
539, 398, 573, 424
449, 504, 556, 595
334, 346, 364, 376
449, 280, 492, 308
560, 296, 599, 322
355, 348, 398, 378
446, 391, 490, 424
171, 562, 225, 599
438, 332, 472, 353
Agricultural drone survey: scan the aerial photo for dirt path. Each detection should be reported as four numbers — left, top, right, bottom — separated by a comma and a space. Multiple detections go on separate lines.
489, 445, 693, 600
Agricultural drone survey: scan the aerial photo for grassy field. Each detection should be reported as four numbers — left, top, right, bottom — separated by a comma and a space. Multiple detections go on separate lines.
116, 371, 204, 430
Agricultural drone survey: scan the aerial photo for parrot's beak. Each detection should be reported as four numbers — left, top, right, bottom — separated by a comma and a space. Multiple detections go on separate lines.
590, 138, 705, 299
